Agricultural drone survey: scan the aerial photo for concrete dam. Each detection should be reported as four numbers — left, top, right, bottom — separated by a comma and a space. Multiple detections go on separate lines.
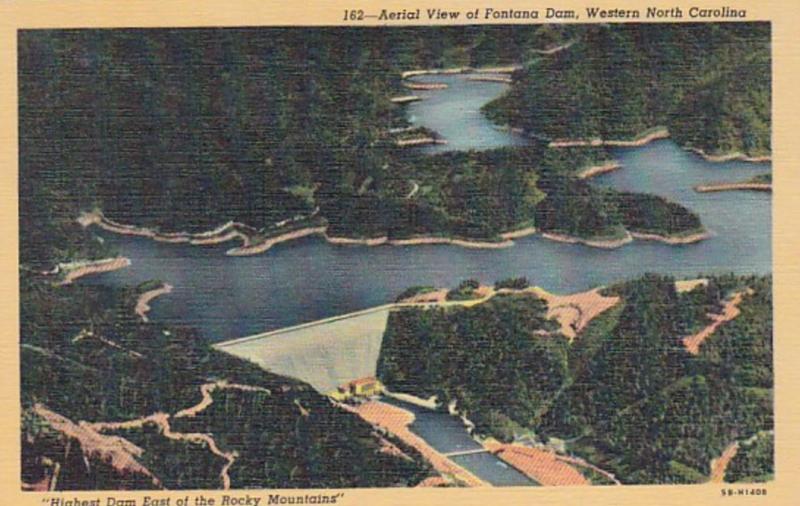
213, 304, 398, 393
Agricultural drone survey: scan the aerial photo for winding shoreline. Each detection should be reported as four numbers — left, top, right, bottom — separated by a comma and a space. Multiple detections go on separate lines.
548, 127, 670, 148
541, 231, 634, 249
466, 76, 513, 84
630, 230, 711, 245
577, 161, 622, 179
135, 283, 174, 322
403, 81, 448, 90
694, 182, 772, 193
58, 257, 132, 285
395, 137, 448, 147
688, 147, 771, 164
82, 208, 712, 258
400, 65, 520, 79
227, 226, 329, 256
502, 123, 771, 167
325, 234, 516, 249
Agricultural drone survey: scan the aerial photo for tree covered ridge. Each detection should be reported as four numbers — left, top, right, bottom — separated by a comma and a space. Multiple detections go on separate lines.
377, 274, 773, 484
21, 276, 432, 489
18, 26, 543, 235
19, 25, 725, 268
484, 23, 771, 156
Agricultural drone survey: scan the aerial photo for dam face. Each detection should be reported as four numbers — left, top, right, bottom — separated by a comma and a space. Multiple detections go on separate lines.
213, 305, 393, 393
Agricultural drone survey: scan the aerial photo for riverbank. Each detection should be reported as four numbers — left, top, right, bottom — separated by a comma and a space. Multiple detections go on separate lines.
80, 210, 536, 257
390, 95, 421, 104
467, 76, 512, 84
694, 182, 772, 193
403, 81, 448, 90
135, 283, 173, 322
400, 65, 520, 79
541, 231, 634, 249
325, 234, 515, 249
548, 127, 670, 148
395, 137, 448, 147
343, 400, 487, 487
688, 147, 771, 163
80, 210, 257, 248
577, 161, 622, 179
227, 226, 328, 256
499, 226, 537, 240
83, 205, 716, 262
58, 257, 131, 285
483, 441, 588, 486
630, 230, 711, 245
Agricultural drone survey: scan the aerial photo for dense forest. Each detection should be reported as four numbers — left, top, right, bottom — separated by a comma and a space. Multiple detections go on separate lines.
377, 274, 773, 484
18, 24, 772, 489
484, 23, 770, 157
19, 26, 552, 267
21, 277, 432, 489
17, 23, 765, 267
379, 294, 566, 440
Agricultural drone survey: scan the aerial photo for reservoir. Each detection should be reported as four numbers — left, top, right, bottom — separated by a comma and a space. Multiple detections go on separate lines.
83, 76, 770, 341
80, 72, 771, 487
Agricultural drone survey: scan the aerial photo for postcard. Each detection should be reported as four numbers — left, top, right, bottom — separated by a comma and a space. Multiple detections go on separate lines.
2, 1, 796, 505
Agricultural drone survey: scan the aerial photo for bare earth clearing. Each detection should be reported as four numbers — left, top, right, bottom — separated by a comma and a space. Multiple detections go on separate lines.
682, 289, 753, 355
398, 284, 620, 341
526, 286, 620, 341
31, 404, 162, 489
35, 381, 271, 490
709, 442, 739, 483
483, 441, 588, 486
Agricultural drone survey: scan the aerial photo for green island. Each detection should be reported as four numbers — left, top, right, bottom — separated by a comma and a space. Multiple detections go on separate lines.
378, 274, 773, 484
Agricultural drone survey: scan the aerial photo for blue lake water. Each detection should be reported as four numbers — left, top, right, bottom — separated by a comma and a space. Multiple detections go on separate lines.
405, 74, 529, 153
84, 74, 771, 342
80, 71, 771, 487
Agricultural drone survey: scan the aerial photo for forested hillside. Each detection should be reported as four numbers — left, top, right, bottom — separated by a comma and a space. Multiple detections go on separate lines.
18, 23, 751, 267
18, 26, 546, 235
484, 23, 770, 157
21, 277, 432, 489
18, 24, 772, 489
377, 274, 773, 484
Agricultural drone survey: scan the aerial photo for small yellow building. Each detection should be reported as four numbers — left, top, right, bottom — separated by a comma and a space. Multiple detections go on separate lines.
329, 376, 383, 400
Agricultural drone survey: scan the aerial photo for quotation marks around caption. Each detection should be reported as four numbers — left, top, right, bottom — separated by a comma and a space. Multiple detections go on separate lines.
42, 493, 346, 506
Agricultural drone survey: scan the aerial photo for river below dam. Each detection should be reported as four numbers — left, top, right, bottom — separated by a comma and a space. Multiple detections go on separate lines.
81, 72, 771, 487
